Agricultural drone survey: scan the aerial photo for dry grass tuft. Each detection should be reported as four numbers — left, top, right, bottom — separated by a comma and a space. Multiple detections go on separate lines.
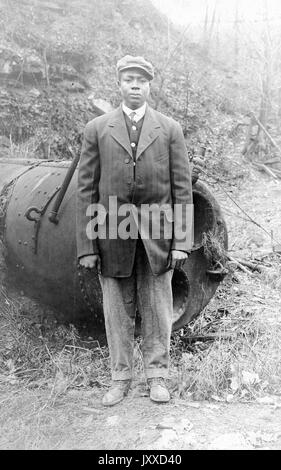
202, 229, 228, 269
4, 137, 40, 160
260, 260, 281, 290
0, 283, 111, 402
169, 266, 281, 401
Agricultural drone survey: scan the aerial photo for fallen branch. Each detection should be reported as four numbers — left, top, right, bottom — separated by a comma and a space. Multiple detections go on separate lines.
233, 258, 262, 273
251, 112, 281, 160
252, 162, 279, 179
264, 157, 281, 165
266, 167, 281, 177
181, 332, 235, 343
227, 256, 253, 274
254, 249, 281, 259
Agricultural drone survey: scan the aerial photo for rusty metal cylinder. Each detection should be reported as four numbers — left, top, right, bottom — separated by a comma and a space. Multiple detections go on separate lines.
0, 158, 227, 330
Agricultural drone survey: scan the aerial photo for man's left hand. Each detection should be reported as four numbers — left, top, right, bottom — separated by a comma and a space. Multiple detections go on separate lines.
168, 250, 189, 269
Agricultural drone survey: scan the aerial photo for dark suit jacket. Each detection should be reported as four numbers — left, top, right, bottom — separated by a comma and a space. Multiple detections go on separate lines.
76, 105, 193, 277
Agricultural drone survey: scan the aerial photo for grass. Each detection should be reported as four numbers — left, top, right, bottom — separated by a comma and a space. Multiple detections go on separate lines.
1, 259, 281, 404
169, 265, 281, 401
170, 318, 281, 401
260, 260, 281, 290
2, 137, 40, 160
0, 253, 281, 449
0, 278, 111, 395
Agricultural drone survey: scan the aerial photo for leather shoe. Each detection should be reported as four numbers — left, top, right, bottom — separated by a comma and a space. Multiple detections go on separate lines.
102, 380, 131, 407
148, 378, 170, 403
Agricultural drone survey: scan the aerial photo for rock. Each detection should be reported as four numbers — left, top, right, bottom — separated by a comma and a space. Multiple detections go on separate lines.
205, 403, 220, 410
153, 416, 194, 449
246, 430, 279, 447
174, 418, 193, 433
208, 432, 255, 450
226, 394, 235, 402
84, 415, 94, 426
60, 80, 85, 93
156, 417, 175, 430
105, 415, 119, 426
257, 395, 280, 405
152, 429, 178, 449
184, 401, 200, 408
88, 96, 114, 115
28, 88, 41, 98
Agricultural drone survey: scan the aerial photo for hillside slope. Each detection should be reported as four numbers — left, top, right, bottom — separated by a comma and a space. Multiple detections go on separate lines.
0, 0, 243, 163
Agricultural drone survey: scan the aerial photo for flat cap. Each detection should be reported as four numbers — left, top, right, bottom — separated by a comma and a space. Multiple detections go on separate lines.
116, 55, 154, 80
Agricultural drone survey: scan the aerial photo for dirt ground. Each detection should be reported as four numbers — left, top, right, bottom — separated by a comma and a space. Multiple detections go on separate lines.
0, 167, 281, 450
0, 385, 281, 450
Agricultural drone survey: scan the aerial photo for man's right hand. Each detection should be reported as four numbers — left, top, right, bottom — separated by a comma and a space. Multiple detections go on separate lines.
79, 254, 101, 274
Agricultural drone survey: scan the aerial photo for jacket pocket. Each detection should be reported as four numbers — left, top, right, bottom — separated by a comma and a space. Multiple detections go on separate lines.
154, 152, 169, 162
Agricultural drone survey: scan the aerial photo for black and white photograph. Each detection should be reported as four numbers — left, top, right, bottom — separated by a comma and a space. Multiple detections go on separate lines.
0, 0, 281, 452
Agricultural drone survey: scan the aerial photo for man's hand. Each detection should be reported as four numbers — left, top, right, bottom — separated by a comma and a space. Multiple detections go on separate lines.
168, 250, 189, 270
79, 254, 101, 274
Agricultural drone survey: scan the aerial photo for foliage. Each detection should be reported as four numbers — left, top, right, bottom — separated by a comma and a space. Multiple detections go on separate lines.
0, 0, 250, 168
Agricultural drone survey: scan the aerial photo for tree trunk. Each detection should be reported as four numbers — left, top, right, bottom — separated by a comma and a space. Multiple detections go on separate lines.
234, 0, 239, 70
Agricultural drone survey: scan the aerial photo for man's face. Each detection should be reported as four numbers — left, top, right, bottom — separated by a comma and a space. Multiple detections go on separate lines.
118, 68, 150, 109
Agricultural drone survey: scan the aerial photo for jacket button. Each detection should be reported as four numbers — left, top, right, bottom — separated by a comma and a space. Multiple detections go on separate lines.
124, 158, 130, 163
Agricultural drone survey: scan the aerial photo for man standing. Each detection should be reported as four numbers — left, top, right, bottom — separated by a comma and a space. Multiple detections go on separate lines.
76, 55, 193, 406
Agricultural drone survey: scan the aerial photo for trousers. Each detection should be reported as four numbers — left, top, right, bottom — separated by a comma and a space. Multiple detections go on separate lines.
99, 239, 174, 380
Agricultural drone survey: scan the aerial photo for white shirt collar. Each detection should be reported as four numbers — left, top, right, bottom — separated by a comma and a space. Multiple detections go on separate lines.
122, 102, 147, 122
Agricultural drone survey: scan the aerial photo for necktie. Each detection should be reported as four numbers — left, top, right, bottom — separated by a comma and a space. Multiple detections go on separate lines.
129, 112, 138, 164
129, 111, 137, 123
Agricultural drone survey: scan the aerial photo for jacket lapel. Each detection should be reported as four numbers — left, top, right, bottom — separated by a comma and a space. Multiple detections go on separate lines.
108, 106, 132, 158
108, 105, 161, 160
136, 106, 160, 160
